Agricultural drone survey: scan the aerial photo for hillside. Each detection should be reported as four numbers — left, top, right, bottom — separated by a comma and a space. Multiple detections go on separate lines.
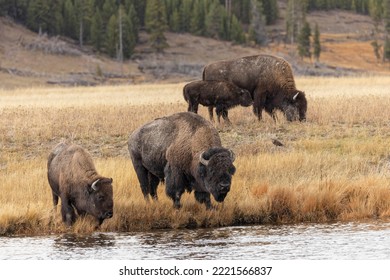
0, 9, 389, 89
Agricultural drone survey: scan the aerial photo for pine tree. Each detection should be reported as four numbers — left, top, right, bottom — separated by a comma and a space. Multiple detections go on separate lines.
106, 14, 118, 57
286, 0, 306, 44
91, 8, 104, 51
180, 0, 193, 32
123, 9, 136, 58
369, 0, 384, 60
297, 21, 311, 58
313, 23, 321, 61
384, 0, 390, 60
74, 0, 91, 46
145, 0, 168, 52
128, 3, 139, 42
102, 0, 116, 28
249, 0, 267, 45
261, 0, 279, 24
230, 14, 245, 43
205, 0, 225, 39
170, 8, 181, 32
26, 0, 50, 34
190, 0, 206, 35
63, 0, 77, 38
46, 0, 63, 35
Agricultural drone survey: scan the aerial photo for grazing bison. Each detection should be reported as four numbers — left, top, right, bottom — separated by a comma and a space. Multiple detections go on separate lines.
128, 112, 236, 209
47, 142, 114, 226
183, 80, 253, 124
203, 54, 307, 121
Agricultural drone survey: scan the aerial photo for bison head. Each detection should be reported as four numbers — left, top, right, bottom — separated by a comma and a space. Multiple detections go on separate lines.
238, 88, 254, 107
198, 148, 236, 202
86, 178, 114, 225
283, 91, 307, 121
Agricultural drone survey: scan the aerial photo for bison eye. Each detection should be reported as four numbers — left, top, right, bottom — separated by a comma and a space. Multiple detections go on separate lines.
97, 195, 105, 201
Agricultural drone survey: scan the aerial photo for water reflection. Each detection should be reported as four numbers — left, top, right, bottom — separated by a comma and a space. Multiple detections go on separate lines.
54, 233, 116, 249
50, 233, 116, 259
1, 220, 390, 260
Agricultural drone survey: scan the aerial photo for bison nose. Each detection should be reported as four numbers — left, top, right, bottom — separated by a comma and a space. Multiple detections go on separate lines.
219, 182, 230, 192
105, 210, 113, 219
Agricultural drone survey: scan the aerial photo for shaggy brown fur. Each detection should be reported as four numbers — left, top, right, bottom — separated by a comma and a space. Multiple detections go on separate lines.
128, 112, 236, 209
47, 142, 113, 226
183, 80, 253, 124
203, 54, 307, 121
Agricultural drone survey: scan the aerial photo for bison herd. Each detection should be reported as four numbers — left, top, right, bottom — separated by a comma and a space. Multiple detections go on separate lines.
47, 54, 308, 226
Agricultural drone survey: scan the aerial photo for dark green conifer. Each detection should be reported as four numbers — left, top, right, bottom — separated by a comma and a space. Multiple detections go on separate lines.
297, 21, 311, 58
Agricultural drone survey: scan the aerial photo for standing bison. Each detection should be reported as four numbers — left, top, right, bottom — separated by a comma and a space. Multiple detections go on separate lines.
128, 112, 236, 209
47, 142, 114, 226
183, 80, 253, 124
203, 54, 307, 122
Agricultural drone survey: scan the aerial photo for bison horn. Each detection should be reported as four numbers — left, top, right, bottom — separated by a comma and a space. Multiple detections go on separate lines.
229, 150, 236, 162
91, 179, 100, 191
199, 152, 209, 166
293, 92, 300, 100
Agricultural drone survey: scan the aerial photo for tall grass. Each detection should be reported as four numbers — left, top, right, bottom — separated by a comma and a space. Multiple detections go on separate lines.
1, 76, 390, 235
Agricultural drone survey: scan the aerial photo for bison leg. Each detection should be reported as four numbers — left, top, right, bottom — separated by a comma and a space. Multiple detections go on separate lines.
132, 162, 152, 199
60, 196, 76, 226
216, 106, 231, 125
222, 110, 232, 125
194, 191, 213, 209
188, 101, 199, 114
148, 172, 160, 200
208, 106, 215, 122
253, 89, 267, 121
52, 191, 59, 212
164, 164, 185, 209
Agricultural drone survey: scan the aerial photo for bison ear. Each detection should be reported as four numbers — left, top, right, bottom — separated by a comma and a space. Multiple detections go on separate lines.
100, 177, 113, 184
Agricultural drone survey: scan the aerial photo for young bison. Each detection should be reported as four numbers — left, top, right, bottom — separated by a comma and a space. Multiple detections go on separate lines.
47, 142, 114, 226
183, 80, 253, 124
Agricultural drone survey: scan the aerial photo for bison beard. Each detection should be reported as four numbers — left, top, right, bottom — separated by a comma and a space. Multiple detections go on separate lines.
128, 112, 236, 209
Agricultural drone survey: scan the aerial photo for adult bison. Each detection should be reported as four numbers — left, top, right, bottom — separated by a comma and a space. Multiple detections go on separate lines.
128, 112, 236, 209
183, 80, 253, 124
47, 142, 114, 226
203, 54, 307, 122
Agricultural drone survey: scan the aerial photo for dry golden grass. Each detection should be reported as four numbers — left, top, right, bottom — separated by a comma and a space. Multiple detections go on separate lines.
1, 76, 390, 235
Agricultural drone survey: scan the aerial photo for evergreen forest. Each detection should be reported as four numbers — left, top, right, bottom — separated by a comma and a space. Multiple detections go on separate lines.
1, 0, 389, 61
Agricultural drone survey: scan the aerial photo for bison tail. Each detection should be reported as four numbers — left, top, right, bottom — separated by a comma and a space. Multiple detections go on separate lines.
183, 85, 188, 102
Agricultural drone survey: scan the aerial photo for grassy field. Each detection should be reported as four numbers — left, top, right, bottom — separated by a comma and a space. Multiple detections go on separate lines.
1, 76, 390, 235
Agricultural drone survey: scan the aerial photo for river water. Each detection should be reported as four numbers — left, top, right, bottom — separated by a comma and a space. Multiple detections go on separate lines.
1, 220, 390, 260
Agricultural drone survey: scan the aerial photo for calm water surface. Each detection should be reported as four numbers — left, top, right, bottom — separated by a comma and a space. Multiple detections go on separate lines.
1, 221, 390, 260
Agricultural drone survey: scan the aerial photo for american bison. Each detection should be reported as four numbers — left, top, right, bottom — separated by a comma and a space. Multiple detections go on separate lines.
128, 112, 236, 209
47, 142, 114, 226
203, 54, 307, 122
183, 80, 253, 124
